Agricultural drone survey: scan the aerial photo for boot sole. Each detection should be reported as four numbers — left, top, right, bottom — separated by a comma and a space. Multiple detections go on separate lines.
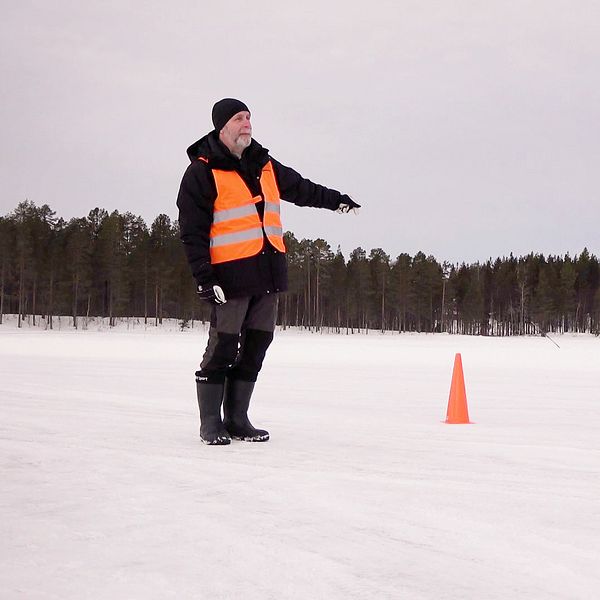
231, 434, 270, 442
200, 436, 231, 445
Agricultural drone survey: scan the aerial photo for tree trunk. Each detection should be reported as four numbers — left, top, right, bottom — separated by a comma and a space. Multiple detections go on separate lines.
441, 279, 446, 333
108, 280, 114, 327
144, 258, 148, 325
86, 294, 91, 328
315, 264, 320, 331
306, 258, 311, 329
73, 273, 79, 329
381, 276, 385, 333
155, 282, 159, 327
520, 282, 525, 335
0, 259, 4, 325
18, 256, 24, 328
32, 277, 37, 327
159, 284, 163, 325
48, 271, 54, 330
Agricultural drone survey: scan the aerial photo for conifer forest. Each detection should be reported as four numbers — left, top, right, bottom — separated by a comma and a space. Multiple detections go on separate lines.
1, 200, 599, 334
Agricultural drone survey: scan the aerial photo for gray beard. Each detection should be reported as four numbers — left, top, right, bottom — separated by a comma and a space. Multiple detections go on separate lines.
236, 135, 251, 150
229, 135, 251, 158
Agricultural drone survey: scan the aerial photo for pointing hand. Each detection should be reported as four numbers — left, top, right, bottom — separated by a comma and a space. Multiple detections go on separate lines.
336, 196, 361, 215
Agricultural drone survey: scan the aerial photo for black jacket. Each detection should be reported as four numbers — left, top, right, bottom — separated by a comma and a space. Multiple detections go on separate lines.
177, 132, 349, 298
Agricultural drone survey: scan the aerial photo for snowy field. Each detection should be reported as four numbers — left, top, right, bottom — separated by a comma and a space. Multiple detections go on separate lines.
1, 318, 599, 600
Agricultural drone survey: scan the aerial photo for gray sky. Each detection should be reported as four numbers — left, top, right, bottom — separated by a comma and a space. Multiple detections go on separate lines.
1, 0, 599, 263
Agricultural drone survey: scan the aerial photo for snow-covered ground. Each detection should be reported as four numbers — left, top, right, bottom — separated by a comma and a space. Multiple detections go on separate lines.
1, 319, 599, 599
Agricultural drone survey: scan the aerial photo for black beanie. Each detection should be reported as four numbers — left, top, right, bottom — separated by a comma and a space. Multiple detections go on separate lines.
211, 98, 250, 132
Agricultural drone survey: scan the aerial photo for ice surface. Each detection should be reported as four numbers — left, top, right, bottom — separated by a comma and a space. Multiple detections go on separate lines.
1, 319, 599, 599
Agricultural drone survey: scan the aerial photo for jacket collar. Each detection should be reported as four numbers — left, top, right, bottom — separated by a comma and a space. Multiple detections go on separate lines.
186, 131, 270, 171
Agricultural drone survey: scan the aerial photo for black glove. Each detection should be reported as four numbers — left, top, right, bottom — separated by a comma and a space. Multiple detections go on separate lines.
336, 196, 361, 214
197, 284, 227, 305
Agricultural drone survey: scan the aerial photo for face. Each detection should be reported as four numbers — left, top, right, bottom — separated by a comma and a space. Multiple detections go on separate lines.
219, 110, 252, 155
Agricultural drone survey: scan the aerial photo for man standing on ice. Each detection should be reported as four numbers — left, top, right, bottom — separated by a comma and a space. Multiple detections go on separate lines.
177, 98, 359, 445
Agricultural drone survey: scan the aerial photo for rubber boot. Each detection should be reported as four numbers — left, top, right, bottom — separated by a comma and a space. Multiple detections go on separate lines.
223, 379, 269, 442
196, 381, 231, 445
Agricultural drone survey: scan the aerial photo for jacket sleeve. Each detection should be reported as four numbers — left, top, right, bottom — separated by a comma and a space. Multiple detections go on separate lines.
176, 162, 217, 288
271, 158, 349, 211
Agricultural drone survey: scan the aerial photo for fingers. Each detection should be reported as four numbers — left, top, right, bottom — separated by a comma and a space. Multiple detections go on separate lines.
213, 285, 227, 304
197, 284, 227, 304
336, 203, 360, 215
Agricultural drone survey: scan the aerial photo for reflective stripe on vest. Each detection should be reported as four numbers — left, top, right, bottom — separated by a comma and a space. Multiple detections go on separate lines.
209, 160, 286, 264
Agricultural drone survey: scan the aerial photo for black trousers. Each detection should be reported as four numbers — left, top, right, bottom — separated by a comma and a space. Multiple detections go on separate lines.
196, 293, 278, 384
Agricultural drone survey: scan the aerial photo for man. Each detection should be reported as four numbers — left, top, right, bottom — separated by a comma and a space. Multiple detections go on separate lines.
177, 98, 360, 445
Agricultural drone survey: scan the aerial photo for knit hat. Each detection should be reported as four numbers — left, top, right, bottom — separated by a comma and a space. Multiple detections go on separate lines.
211, 98, 250, 132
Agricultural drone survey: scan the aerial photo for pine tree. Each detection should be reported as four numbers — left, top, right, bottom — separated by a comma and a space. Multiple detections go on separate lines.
346, 247, 369, 331
328, 246, 347, 332
557, 255, 577, 332
149, 214, 175, 326
0, 216, 15, 324
281, 231, 302, 328
389, 253, 412, 332
64, 217, 94, 328
368, 248, 390, 332
11, 201, 37, 327
311, 238, 334, 330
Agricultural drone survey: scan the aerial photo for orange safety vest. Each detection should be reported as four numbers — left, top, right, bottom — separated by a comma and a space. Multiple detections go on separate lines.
208, 160, 286, 264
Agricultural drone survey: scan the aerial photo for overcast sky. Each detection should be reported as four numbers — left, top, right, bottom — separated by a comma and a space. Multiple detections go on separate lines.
1, 0, 599, 263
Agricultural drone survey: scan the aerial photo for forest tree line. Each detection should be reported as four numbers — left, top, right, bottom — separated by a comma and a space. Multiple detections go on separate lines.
1, 200, 599, 334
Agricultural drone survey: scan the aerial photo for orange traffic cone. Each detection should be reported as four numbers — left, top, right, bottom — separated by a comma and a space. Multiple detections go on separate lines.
445, 353, 471, 424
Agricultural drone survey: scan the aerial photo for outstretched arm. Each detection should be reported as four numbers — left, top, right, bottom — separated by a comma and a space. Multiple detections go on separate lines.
271, 158, 360, 211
